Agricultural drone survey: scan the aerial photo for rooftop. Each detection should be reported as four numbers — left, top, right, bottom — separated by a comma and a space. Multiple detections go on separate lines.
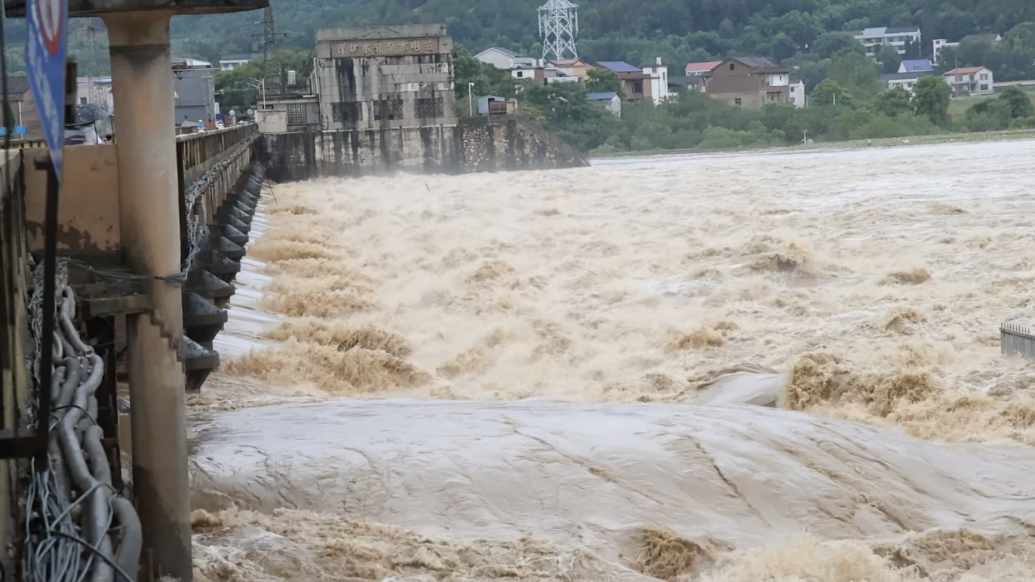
597, 61, 642, 74
944, 66, 987, 75
724, 56, 789, 73
961, 33, 1001, 44
550, 58, 588, 67
586, 92, 618, 100
477, 47, 519, 58
854, 25, 921, 37
900, 59, 933, 72
2, 76, 30, 97
220, 54, 257, 62
316, 24, 448, 42
685, 61, 722, 74
881, 72, 925, 81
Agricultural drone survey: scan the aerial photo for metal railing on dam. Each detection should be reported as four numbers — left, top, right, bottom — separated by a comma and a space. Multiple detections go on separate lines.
0, 125, 265, 578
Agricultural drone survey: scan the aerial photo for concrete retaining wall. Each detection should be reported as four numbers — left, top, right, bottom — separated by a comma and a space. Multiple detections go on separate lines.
266, 117, 588, 181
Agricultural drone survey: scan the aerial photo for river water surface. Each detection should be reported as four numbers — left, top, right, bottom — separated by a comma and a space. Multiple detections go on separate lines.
189, 141, 1035, 581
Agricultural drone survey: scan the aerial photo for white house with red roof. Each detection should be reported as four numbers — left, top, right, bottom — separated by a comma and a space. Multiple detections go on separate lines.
942, 66, 994, 97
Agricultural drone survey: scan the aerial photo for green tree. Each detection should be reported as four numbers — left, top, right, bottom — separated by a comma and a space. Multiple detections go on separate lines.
768, 33, 799, 62
811, 79, 853, 107
825, 51, 884, 101
215, 49, 312, 112
812, 32, 863, 59
965, 99, 1014, 131
877, 45, 903, 74
874, 87, 912, 116
522, 82, 617, 152
586, 68, 621, 93
998, 86, 1035, 119
452, 44, 515, 117
912, 76, 951, 126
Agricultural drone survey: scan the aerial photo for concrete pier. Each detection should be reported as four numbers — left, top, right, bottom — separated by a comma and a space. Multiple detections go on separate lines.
104, 11, 193, 580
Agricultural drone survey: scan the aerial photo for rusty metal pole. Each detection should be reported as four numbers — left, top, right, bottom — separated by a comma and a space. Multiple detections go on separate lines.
102, 11, 192, 581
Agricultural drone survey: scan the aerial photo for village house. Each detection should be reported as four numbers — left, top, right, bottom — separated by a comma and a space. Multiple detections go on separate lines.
475, 47, 536, 70
851, 26, 922, 56
549, 58, 593, 80
597, 61, 651, 102
789, 76, 806, 108
881, 72, 927, 94
703, 56, 791, 108
218, 54, 256, 71
586, 92, 621, 117
943, 66, 995, 97
682, 61, 722, 92
899, 59, 933, 74
641, 58, 671, 105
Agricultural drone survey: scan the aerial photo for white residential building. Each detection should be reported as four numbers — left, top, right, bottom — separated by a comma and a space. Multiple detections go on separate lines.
218, 54, 255, 71
586, 92, 622, 117
475, 47, 536, 70
881, 72, 926, 94
642, 58, 670, 105
852, 26, 922, 57
789, 78, 806, 108
943, 67, 995, 97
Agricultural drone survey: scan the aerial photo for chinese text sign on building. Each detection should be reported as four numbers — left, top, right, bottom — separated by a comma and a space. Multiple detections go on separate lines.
332, 38, 441, 58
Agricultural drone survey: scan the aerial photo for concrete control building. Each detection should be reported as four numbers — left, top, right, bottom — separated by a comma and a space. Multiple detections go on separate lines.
314, 24, 457, 130
264, 24, 586, 179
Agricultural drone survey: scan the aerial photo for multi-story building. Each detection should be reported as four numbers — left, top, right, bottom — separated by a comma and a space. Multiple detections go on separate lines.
642, 58, 671, 105
597, 60, 670, 105
703, 57, 791, 108
172, 57, 218, 124
943, 67, 995, 97
851, 26, 922, 57
313, 25, 456, 131
218, 54, 256, 71
789, 76, 806, 108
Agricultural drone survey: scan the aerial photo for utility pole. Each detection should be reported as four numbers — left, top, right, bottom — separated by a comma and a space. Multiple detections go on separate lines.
252, 6, 287, 78
468, 82, 474, 116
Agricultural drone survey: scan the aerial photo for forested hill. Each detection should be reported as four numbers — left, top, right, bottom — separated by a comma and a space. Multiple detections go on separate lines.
163, 0, 1034, 66
2, 0, 1032, 77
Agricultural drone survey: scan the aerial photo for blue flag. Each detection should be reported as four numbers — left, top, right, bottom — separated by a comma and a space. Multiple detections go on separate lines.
25, 0, 69, 182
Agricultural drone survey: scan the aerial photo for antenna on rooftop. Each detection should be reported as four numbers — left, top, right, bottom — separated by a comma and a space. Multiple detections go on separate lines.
538, 0, 579, 60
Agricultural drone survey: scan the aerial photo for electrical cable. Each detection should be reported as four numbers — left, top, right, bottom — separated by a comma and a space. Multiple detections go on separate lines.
24, 264, 142, 582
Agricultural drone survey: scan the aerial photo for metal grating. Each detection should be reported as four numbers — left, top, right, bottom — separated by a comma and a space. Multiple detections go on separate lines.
374, 98, 404, 121
415, 97, 444, 118
1000, 321, 1035, 358
286, 103, 308, 125
332, 102, 363, 123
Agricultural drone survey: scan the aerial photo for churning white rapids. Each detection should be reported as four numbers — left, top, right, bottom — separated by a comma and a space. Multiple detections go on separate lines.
188, 140, 1035, 582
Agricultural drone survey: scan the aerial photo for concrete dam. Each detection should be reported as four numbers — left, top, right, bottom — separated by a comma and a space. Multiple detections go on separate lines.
259, 25, 588, 180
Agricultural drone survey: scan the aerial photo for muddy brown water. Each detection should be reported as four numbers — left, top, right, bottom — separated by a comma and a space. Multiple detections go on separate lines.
191, 140, 1035, 581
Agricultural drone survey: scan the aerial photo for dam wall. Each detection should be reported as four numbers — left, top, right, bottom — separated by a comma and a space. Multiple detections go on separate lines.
265, 117, 589, 182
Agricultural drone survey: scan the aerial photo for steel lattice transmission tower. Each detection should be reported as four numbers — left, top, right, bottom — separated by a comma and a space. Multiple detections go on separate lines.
262, 6, 279, 64
538, 0, 580, 60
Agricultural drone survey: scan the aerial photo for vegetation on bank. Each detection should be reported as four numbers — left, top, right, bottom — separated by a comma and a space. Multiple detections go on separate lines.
451, 44, 1035, 155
